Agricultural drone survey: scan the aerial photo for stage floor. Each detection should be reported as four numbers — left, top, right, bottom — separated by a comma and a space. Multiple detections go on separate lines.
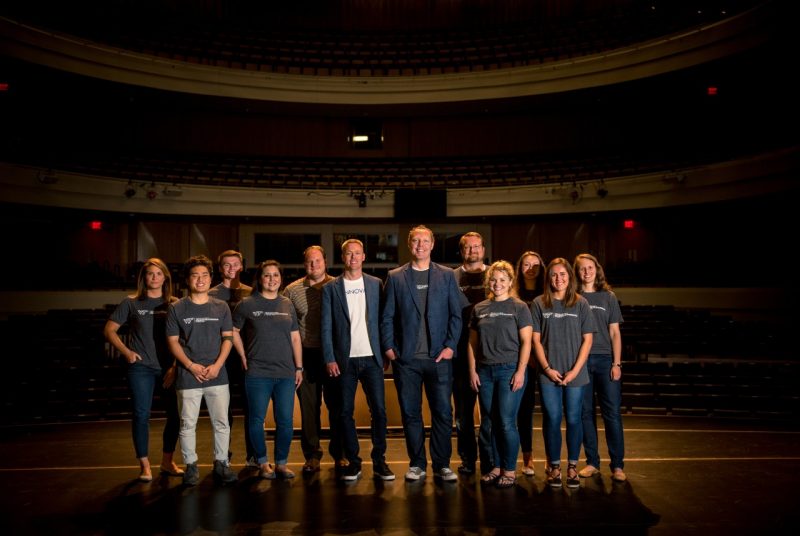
1, 414, 798, 535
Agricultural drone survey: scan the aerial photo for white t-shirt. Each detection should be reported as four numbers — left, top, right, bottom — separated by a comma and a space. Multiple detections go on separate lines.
343, 277, 373, 357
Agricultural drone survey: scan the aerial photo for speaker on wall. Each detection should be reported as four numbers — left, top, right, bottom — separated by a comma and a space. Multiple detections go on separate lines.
393, 188, 447, 221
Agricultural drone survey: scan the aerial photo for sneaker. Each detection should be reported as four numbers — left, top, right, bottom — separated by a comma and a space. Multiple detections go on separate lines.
404, 466, 426, 481
457, 463, 475, 475
245, 456, 260, 468
340, 463, 362, 481
612, 468, 627, 482
213, 460, 237, 485
578, 465, 599, 478
373, 461, 396, 481
435, 467, 458, 482
183, 462, 199, 486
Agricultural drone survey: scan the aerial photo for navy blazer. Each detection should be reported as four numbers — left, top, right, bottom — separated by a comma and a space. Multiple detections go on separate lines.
321, 273, 383, 369
380, 262, 466, 362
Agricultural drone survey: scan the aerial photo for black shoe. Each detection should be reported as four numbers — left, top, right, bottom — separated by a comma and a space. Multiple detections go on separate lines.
373, 461, 396, 481
183, 463, 199, 486
213, 460, 237, 485
340, 463, 362, 481
457, 463, 475, 475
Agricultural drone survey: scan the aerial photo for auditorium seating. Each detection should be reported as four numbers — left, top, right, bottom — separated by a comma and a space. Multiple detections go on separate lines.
1, 299, 797, 425
5, 2, 755, 77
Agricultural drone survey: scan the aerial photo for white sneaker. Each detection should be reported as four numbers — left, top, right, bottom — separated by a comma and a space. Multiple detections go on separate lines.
404, 466, 426, 481
435, 467, 458, 482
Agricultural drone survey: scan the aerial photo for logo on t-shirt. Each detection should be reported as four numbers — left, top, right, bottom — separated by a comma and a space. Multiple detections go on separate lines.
589, 305, 607, 312
182, 317, 220, 324
345, 288, 365, 295
416, 284, 428, 290
252, 311, 289, 317
476, 312, 514, 319
542, 312, 578, 319
137, 310, 154, 316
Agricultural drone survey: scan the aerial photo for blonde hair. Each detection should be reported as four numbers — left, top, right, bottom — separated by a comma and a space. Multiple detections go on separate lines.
484, 260, 517, 300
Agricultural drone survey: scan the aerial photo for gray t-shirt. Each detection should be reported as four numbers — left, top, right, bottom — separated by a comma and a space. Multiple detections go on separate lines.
412, 268, 430, 358
531, 295, 596, 387
166, 296, 232, 390
209, 283, 252, 312
233, 294, 299, 379
580, 290, 623, 356
470, 297, 533, 365
109, 296, 172, 371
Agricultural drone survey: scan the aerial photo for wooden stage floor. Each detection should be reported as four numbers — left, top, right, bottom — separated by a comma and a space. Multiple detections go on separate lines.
1, 414, 798, 535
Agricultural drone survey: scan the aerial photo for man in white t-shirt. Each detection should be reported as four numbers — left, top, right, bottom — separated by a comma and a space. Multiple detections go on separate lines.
321, 239, 394, 481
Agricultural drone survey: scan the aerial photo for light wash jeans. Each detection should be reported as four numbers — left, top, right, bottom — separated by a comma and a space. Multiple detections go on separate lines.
177, 384, 231, 464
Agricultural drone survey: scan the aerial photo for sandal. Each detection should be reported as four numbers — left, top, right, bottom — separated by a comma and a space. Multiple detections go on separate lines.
480, 470, 501, 485
566, 463, 580, 489
496, 472, 516, 489
547, 465, 562, 489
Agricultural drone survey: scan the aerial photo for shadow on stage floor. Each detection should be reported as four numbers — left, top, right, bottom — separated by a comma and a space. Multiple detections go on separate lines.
1, 414, 798, 535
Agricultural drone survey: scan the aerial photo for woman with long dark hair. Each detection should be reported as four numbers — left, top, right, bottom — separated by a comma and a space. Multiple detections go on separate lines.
574, 253, 626, 482
232, 260, 303, 479
513, 251, 545, 476
531, 257, 595, 489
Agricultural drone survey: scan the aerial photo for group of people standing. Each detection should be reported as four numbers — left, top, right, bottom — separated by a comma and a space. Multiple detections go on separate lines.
104, 225, 626, 489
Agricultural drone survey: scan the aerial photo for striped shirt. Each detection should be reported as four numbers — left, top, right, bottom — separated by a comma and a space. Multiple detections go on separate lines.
282, 274, 334, 348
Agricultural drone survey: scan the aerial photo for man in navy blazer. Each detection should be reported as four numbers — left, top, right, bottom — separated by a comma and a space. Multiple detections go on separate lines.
321, 239, 395, 481
380, 225, 467, 482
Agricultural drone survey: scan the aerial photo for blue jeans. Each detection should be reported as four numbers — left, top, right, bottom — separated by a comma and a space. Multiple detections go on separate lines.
127, 364, 179, 459
476, 363, 526, 471
453, 352, 494, 471
245, 376, 296, 465
582, 354, 625, 470
539, 381, 585, 466
340, 356, 388, 466
393, 358, 453, 471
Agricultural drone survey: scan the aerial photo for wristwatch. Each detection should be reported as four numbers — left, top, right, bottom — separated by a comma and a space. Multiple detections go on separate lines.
295, 366, 304, 372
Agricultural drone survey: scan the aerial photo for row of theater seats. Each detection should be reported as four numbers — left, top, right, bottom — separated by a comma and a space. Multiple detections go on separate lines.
82, 6, 736, 76
0, 302, 795, 425
27, 150, 715, 191
620, 304, 789, 361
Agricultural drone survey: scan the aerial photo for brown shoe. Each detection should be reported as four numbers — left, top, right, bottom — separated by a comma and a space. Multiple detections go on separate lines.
578, 465, 599, 478
612, 468, 627, 482
521, 452, 535, 476
302, 458, 321, 473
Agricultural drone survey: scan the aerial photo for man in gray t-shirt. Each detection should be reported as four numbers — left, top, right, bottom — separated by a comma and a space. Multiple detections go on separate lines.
166, 255, 236, 486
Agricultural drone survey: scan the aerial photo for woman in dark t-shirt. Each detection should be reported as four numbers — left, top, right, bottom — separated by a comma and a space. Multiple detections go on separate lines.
104, 258, 182, 482
468, 261, 532, 488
